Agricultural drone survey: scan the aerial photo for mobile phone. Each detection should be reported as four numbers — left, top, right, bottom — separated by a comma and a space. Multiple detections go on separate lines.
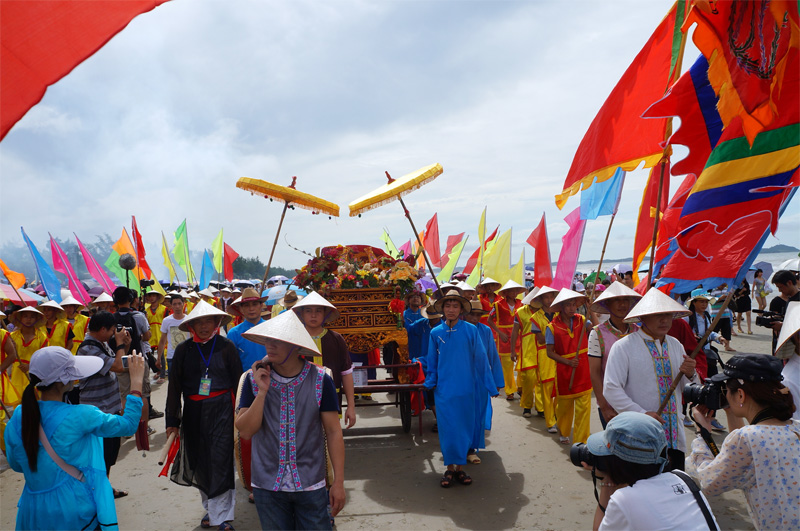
121, 355, 131, 370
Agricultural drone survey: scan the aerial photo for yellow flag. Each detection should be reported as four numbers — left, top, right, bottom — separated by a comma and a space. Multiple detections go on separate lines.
483, 229, 512, 286
509, 249, 525, 287
150, 273, 166, 295
161, 231, 178, 283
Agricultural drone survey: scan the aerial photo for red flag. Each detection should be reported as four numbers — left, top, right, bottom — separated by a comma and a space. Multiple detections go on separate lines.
526, 214, 553, 287
223, 243, 239, 282
556, 3, 679, 208
131, 216, 153, 279
443, 233, 465, 257
1, 1, 170, 140
632, 159, 671, 283
462, 226, 499, 275
423, 214, 441, 267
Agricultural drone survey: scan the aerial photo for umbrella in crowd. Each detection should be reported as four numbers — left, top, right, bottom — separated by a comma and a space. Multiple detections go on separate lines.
586, 271, 607, 283
267, 275, 290, 285
778, 258, 800, 272
0, 284, 44, 306
262, 285, 308, 305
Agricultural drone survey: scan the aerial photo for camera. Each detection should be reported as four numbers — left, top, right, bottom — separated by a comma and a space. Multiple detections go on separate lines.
139, 279, 155, 289
682, 379, 729, 410
116, 325, 132, 333
570, 442, 607, 471
753, 309, 782, 328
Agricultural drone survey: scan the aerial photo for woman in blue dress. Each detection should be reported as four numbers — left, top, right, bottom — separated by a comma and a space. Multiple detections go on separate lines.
4, 346, 144, 531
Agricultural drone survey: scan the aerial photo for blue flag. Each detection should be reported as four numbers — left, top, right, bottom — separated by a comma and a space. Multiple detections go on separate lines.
21, 227, 62, 302
199, 249, 215, 290
579, 167, 626, 220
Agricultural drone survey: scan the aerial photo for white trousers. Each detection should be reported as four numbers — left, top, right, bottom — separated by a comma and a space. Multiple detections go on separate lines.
201, 488, 236, 526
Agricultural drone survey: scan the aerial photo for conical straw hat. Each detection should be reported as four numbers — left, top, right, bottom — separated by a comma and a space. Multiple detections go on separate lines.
775, 301, 800, 354
198, 287, 216, 298
39, 300, 66, 320
521, 287, 541, 308
291, 291, 340, 324
498, 280, 526, 296
624, 288, 691, 323
480, 277, 501, 289
550, 288, 587, 311
242, 310, 320, 358
590, 281, 642, 314
532, 285, 559, 303
91, 292, 113, 307
59, 295, 85, 310
456, 281, 476, 294
11, 306, 45, 328
144, 289, 165, 306
179, 300, 233, 331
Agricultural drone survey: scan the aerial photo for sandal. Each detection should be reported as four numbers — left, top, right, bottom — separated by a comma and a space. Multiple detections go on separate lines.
455, 470, 473, 486
467, 453, 481, 464
218, 523, 235, 531
201, 514, 211, 528
440, 470, 455, 488
113, 489, 128, 499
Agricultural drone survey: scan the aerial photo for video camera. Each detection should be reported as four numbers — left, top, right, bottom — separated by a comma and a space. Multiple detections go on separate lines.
139, 278, 155, 289
753, 309, 782, 328
682, 379, 728, 410
569, 443, 608, 471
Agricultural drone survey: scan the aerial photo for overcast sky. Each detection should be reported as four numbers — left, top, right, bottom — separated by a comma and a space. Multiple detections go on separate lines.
1, 0, 797, 279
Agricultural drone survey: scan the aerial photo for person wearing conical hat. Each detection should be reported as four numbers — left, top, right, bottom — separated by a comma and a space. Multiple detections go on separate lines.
38, 300, 73, 351
510, 288, 544, 418
488, 280, 526, 400
425, 289, 496, 487
92, 292, 115, 313
477, 277, 501, 327
199, 287, 216, 305
0, 310, 21, 409
546, 288, 593, 445
235, 311, 346, 529
144, 289, 168, 384
227, 288, 269, 370
587, 282, 642, 429
523, 286, 560, 431
456, 281, 476, 300
9, 307, 48, 399
165, 300, 242, 530
291, 292, 356, 429
60, 296, 89, 355
603, 288, 700, 471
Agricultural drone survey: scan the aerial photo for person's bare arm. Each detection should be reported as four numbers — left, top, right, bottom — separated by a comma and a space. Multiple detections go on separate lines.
235, 364, 269, 439
0, 338, 17, 373
342, 372, 356, 428
322, 410, 346, 516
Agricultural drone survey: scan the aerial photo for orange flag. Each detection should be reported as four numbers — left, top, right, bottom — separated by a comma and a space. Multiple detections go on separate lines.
0, 258, 26, 289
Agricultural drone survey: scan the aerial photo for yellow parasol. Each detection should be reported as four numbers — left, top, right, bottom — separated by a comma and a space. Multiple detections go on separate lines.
237, 176, 340, 286
348, 163, 444, 289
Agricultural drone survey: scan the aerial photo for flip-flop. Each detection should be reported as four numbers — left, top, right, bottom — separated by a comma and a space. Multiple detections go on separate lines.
113, 489, 128, 499
218, 522, 235, 531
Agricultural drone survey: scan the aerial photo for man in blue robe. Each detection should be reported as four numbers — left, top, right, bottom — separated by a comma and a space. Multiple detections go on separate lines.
424, 289, 496, 488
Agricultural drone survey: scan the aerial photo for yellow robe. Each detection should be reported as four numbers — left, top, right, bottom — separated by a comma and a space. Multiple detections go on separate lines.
9, 329, 48, 397
69, 314, 89, 355
146, 304, 167, 347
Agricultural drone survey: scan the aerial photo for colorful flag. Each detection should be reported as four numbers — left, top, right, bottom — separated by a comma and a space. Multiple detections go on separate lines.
0, 258, 26, 289
74, 233, 116, 293
686, 1, 799, 143
510, 249, 525, 286
198, 250, 214, 290
556, 2, 683, 208
632, 159, 671, 284
105, 228, 145, 291
173, 219, 196, 283
149, 273, 166, 296
443, 233, 465, 257
436, 236, 468, 283
211, 229, 224, 273
463, 225, 498, 276
397, 240, 413, 261
49, 235, 90, 305
131, 216, 152, 279
526, 214, 553, 287
482, 229, 513, 286
1, 0, 170, 140
21, 227, 61, 302
579, 167, 625, 220
223, 243, 239, 282
423, 213, 442, 267
552, 208, 587, 290
161, 231, 178, 284
380, 230, 400, 258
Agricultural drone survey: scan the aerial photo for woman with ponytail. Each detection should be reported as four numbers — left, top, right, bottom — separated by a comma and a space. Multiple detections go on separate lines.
688, 354, 800, 530
3, 346, 145, 531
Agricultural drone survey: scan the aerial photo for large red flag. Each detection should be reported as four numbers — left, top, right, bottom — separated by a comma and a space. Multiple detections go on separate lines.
443, 233, 465, 257
223, 243, 239, 282
462, 226, 499, 275
1, 0, 170, 140
556, 3, 680, 209
526, 214, 553, 287
131, 216, 153, 279
423, 213, 442, 267
632, 159, 671, 284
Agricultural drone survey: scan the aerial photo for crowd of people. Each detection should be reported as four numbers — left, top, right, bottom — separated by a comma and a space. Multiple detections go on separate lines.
0, 267, 799, 530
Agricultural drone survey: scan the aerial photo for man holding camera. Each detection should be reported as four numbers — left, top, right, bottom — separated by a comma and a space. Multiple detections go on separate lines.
603, 288, 700, 472
768, 270, 800, 352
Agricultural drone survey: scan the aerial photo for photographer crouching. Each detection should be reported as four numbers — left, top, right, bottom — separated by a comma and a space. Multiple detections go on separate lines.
573, 411, 719, 530
686, 354, 799, 530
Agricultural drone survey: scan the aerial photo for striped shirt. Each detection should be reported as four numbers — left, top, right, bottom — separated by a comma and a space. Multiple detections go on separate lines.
77, 333, 122, 414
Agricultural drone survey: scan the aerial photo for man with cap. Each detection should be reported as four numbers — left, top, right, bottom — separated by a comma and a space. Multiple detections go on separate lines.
477, 277, 501, 321
38, 300, 73, 351
291, 292, 356, 429
8, 307, 48, 399
226, 288, 268, 370
511, 288, 543, 418
546, 288, 593, 445
60, 296, 89, 355
587, 282, 642, 428
603, 288, 700, 471
165, 300, 243, 531
488, 280, 526, 400
158, 293, 190, 378
424, 288, 496, 487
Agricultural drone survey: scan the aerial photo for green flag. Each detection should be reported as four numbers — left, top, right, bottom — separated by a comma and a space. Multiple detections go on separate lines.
211, 228, 224, 273
380, 229, 400, 258
173, 219, 196, 283
436, 236, 468, 283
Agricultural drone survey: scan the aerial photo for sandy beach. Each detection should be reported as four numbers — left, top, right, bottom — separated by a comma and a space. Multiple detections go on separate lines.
1, 323, 773, 530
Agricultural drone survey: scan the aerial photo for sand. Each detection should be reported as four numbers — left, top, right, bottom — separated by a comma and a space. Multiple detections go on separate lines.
1, 322, 773, 530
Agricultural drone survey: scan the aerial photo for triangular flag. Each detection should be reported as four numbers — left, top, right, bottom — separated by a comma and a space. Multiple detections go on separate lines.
21, 227, 61, 302
526, 214, 554, 287
0, 257, 26, 289
161, 231, 178, 284
423, 213, 442, 267
75, 233, 116, 293
211, 229, 224, 273
50, 234, 90, 305
223, 243, 239, 282
436, 236, 468, 283
199, 250, 215, 290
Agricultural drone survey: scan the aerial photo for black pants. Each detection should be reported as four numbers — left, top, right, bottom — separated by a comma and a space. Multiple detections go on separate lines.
103, 436, 121, 476
714, 318, 732, 341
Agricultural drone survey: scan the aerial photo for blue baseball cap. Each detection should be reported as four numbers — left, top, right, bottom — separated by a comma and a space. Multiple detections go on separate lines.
586, 412, 668, 466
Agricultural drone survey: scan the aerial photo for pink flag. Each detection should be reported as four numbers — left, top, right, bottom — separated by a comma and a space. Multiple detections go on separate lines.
75, 233, 116, 293
50, 235, 91, 305
397, 240, 413, 261
551, 207, 587, 290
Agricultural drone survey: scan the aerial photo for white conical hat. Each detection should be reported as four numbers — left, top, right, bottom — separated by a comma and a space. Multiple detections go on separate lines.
590, 281, 642, 314
199, 287, 216, 298
521, 287, 541, 307
179, 300, 233, 332
242, 310, 320, 358
59, 295, 85, 309
532, 285, 559, 302
291, 291, 340, 324
39, 300, 66, 320
498, 280, 526, 295
624, 288, 691, 323
456, 281, 476, 293
0, 310, 5, 319
480, 277, 501, 288
775, 301, 800, 355
144, 288, 165, 306
188, 291, 200, 300
551, 288, 587, 310
92, 292, 113, 305
11, 306, 45, 327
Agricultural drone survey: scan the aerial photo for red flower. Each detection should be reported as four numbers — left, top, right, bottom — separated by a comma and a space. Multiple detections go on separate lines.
388, 298, 405, 314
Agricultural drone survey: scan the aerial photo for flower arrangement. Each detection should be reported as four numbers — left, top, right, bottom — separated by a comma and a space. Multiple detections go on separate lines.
388, 298, 406, 329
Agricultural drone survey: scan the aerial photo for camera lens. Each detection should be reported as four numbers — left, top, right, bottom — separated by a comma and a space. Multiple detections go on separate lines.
570, 443, 593, 468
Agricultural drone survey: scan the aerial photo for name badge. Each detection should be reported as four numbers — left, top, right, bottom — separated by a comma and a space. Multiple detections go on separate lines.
199, 378, 212, 396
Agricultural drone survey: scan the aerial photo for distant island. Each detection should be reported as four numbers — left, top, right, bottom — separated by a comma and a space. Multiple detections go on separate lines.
761, 244, 799, 253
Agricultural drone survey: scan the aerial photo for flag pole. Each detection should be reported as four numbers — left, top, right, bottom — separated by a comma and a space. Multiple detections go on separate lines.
163, 231, 182, 287
261, 202, 290, 288
131, 221, 144, 296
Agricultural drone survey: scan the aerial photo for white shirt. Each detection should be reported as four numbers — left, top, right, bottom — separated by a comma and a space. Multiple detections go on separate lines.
160, 314, 188, 359
603, 328, 700, 452
783, 354, 800, 421
599, 473, 718, 531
